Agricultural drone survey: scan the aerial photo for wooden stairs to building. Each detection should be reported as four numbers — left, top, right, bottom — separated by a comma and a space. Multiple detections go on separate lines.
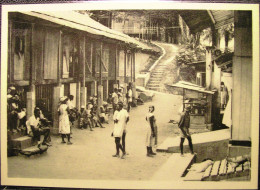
183, 156, 251, 181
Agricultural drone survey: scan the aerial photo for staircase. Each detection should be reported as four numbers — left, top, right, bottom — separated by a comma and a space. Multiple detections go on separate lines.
146, 64, 168, 91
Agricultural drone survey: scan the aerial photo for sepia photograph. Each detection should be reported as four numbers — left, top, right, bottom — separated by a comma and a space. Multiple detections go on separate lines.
1, 1, 259, 189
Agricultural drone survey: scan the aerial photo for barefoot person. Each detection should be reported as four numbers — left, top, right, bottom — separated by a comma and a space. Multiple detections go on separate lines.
178, 106, 194, 156
112, 102, 129, 159
26, 107, 51, 148
145, 105, 157, 157
58, 96, 72, 145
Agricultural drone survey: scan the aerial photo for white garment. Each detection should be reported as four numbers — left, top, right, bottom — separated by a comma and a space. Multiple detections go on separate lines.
112, 92, 119, 104
113, 109, 129, 137
145, 112, 155, 147
26, 115, 40, 134
128, 89, 133, 102
58, 104, 70, 134
67, 99, 74, 110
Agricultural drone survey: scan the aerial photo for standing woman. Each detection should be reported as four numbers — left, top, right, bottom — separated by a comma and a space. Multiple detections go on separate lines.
145, 105, 157, 157
58, 96, 72, 145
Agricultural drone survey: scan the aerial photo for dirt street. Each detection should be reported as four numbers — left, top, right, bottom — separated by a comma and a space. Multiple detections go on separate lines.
8, 92, 182, 181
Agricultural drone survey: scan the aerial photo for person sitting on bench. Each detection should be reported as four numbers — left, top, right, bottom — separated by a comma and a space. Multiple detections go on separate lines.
26, 107, 51, 148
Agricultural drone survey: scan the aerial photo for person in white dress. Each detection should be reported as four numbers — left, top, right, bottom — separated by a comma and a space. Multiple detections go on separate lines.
112, 102, 129, 159
145, 105, 157, 157
126, 84, 133, 112
58, 96, 72, 145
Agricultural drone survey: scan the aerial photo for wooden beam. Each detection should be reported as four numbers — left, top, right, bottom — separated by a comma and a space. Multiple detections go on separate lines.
124, 49, 127, 83
57, 29, 62, 86
100, 41, 103, 85
207, 10, 216, 24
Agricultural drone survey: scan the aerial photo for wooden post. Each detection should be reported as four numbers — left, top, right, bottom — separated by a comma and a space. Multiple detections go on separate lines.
52, 29, 63, 134
99, 41, 102, 86
8, 21, 13, 84
98, 41, 103, 107
133, 50, 136, 82
26, 23, 36, 119
206, 46, 214, 90
124, 48, 127, 83
90, 41, 93, 77
80, 35, 87, 107
115, 44, 117, 81
130, 50, 133, 82
183, 88, 185, 112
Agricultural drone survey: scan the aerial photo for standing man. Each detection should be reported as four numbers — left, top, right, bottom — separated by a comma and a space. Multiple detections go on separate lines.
126, 84, 133, 112
112, 88, 119, 113
112, 102, 129, 159
178, 106, 194, 156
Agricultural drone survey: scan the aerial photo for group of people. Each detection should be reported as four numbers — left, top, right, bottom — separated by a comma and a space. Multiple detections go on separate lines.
78, 97, 107, 131
7, 84, 194, 156
7, 86, 27, 133
111, 83, 133, 114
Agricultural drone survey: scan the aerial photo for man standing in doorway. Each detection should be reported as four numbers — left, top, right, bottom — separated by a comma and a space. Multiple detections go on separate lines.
178, 106, 194, 156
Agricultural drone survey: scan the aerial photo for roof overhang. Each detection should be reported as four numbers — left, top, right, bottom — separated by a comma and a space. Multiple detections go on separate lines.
12, 11, 152, 51
168, 81, 215, 95
179, 10, 234, 34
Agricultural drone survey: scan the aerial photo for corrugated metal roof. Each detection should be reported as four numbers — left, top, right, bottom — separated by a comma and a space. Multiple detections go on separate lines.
179, 10, 234, 34
168, 81, 215, 94
210, 10, 234, 29
19, 11, 151, 51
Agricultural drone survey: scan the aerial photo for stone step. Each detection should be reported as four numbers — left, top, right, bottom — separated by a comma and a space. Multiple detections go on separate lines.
150, 75, 162, 80
8, 131, 26, 141
11, 136, 33, 150
151, 153, 196, 180
149, 78, 162, 81
146, 84, 160, 88
147, 87, 160, 91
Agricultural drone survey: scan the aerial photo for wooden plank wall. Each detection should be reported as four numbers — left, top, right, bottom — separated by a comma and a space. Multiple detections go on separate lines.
43, 29, 59, 80
232, 11, 252, 141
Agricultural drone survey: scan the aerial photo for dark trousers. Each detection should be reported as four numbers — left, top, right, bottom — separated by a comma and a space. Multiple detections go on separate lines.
115, 137, 123, 155
127, 101, 132, 112
180, 136, 193, 154
31, 126, 50, 143
122, 131, 126, 153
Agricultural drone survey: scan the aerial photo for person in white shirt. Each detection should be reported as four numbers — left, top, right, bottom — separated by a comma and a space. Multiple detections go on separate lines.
26, 107, 51, 148
112, 102, 129, 159
112, 88, 119, 113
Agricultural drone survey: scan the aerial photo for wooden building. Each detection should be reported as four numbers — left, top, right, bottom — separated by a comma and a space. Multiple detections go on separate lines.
8, 11, 152, 134
180, 10, 253, 155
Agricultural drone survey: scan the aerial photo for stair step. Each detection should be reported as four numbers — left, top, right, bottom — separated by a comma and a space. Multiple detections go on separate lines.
11, 136, 33, 150
147, 85, 160, 87
8, 130, 27, 141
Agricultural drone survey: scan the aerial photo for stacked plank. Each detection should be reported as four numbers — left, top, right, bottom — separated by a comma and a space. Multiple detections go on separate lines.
184, 156, 251, 181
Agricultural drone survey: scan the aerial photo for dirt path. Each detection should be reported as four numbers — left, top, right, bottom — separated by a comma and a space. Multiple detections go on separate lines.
8, 92, 182, 181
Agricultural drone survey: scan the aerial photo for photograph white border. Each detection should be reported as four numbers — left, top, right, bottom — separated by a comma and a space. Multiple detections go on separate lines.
1, 1, 259, 189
